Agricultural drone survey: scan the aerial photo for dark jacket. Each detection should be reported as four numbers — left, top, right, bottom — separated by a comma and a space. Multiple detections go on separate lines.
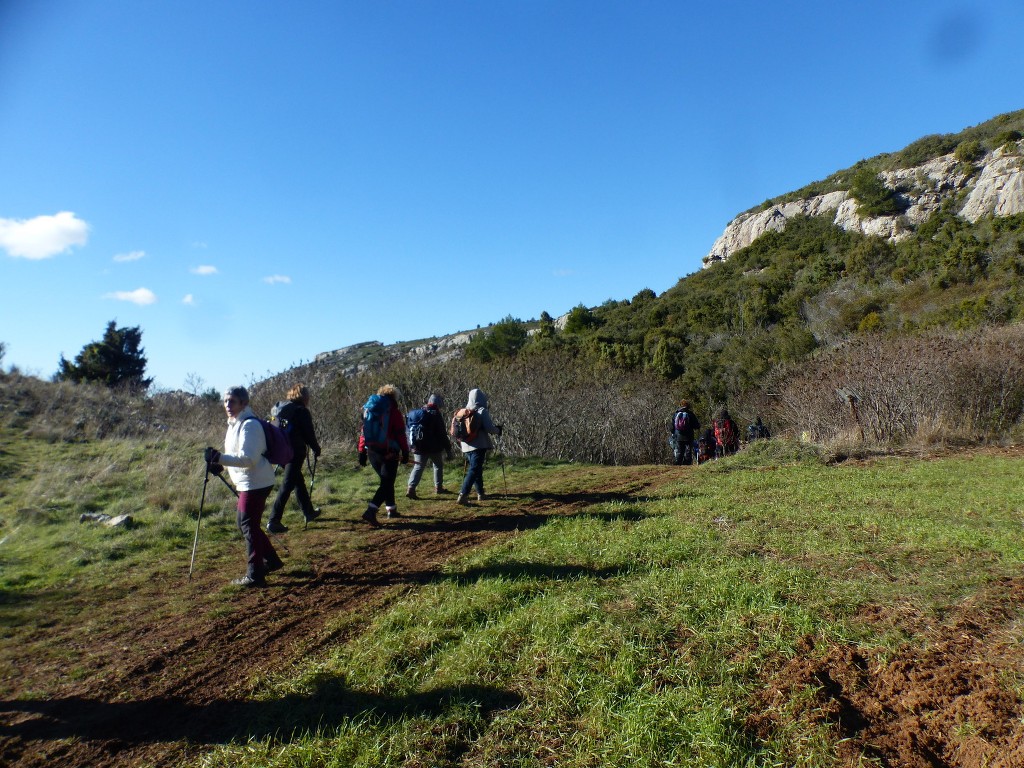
409, 403, 450, 454
276, 400, 321, 458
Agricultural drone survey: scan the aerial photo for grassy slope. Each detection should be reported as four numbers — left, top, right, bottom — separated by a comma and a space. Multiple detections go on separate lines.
2, 432, 1024, 767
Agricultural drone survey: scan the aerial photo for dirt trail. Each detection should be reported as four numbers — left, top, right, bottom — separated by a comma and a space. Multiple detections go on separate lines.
3, 457, 1024, 768
0, 466, 676, 768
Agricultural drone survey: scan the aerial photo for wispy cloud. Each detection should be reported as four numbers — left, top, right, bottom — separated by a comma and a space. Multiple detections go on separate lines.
191, 241, 208, 249
263, 274, 291, 285
0, 211, 89, 260
113, 250, 145, 263
190, 265, 218, 275
552, 268, 575, 277
182, 294, 195, 305
104, 287, 157, 305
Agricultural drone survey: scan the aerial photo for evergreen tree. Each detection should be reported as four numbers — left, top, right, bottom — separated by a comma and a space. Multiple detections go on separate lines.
56, 321, 152, 390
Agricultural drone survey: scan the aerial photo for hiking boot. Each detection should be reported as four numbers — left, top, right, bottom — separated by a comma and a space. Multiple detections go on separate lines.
304, 507, 321, 523
456, 494, 470, 506
435, 485, 449, 494
231, 575, 266, 588
476, 492, 486, 502
386, 506, 400, 518
406, 486, 417, 499
361, 507, 381, 528
264, 557, 284, 573
266, 520, 288, 534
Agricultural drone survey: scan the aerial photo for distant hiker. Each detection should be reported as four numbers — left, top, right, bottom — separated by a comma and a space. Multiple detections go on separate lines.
746, 417, 770, 442
266, 383, 322, 533
357, 384, 409, 527
697, 428, 717, 464
406, 393, 453, 499
204, 385, 283, 588
452, 388, 502, 505
668, 399, 700, 466
713, 408, 740, 457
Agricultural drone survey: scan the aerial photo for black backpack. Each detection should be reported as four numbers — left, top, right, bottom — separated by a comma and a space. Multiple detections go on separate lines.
407, 407, 443, 453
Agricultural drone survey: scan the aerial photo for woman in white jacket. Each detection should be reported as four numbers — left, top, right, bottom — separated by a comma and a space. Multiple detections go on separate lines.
205, 386, 282, 588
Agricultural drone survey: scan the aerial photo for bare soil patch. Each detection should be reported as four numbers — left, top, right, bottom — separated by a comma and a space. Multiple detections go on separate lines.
0, 465, 676, 768
750, 578, 1024, 767
4, 458, 1024, 767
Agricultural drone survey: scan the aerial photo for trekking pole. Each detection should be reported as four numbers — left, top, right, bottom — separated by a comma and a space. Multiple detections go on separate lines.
216, 471, 239, 498
496, 431, 508, 497
304, 453, 319, 530
307, 454, 318, 495
189, 464, 211, 581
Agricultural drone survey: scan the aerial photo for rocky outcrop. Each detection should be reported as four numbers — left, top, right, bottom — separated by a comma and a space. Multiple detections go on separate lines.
704, 144, 1024, 266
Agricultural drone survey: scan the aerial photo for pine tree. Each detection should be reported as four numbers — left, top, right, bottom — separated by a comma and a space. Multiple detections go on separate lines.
56, 321, 152, 390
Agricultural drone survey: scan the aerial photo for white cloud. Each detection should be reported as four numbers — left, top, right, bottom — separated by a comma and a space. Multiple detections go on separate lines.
552, 268, 575, 277
182, 294, 195, 305
104, 287, 157, 305
263, 274, 291, 285
113, 250, 145, 263
0, 211, 89, 260
191, 265, 218, 275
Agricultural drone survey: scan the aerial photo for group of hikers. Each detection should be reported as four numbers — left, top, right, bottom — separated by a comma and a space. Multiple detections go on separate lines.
201, 382, 769, 588
667, 400, 770, 466
203, 383, 501, 588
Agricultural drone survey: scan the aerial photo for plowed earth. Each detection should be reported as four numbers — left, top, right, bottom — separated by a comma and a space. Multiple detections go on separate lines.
3, 460, 1024, 767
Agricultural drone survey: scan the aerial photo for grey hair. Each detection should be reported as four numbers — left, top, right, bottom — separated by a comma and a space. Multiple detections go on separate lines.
223, 385, 250, 405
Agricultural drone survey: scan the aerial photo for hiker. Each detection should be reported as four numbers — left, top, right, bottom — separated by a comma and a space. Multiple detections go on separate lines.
453, 388, 502, 505
713, 408, 740, 457
204, 385, 283, 588
357, 384, 409, 527
266, 383, 322, 533
697, 427, 717, 464
406, 393, 453, 498
746, 417, 770, 442
668, 399, 700, 465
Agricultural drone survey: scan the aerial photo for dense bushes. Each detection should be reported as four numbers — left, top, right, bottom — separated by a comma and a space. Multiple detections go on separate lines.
754, 325, 1024, 445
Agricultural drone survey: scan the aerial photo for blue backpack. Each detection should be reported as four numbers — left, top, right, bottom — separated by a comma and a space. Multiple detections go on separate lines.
362, 394, 393, 451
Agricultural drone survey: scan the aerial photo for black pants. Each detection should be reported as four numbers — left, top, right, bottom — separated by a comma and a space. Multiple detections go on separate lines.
368, 450, 399, 509
269, 458, 314, 523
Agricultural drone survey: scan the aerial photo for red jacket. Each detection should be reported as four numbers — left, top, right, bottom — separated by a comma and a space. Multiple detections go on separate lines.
358, 396, 409, 457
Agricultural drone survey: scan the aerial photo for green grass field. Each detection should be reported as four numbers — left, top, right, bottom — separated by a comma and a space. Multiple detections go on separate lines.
2, 431, 1023, 767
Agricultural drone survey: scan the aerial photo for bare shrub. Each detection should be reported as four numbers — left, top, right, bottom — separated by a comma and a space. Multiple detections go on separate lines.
266, 351, 677, 465
759, 325, 1024, 445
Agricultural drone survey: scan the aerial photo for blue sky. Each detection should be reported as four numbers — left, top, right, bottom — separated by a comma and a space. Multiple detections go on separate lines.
2, 1, 1022, 393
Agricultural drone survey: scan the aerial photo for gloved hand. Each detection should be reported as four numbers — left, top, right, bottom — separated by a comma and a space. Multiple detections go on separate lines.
313, 447, 321, 459
401, 451, 409, 465
358, 451, 367, 467
495, 424, 504, 437
209, 462, 224, 475
204, 446, 221, 464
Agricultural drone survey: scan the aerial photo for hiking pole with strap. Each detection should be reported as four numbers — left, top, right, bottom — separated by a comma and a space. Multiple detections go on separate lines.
189, 464, 211, 581
495, 428, 508, 497
305, 453, 319, 530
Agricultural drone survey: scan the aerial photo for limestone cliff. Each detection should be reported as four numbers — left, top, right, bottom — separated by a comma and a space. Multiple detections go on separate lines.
704, 143, 1024, 267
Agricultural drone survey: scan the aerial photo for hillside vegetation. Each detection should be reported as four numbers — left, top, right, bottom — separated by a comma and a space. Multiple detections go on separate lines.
2, 378, 1024, 767
258, 111, 1024, 460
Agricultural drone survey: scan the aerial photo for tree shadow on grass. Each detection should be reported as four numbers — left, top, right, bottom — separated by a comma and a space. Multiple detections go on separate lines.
0, 680, 521, 747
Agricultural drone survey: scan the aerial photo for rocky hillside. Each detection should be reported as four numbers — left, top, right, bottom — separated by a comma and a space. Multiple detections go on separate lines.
705, 134, 1024, 266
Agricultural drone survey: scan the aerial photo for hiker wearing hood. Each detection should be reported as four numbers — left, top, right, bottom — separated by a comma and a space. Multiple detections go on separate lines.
406, 393, 453, 498
203, 385, 282, 588
454, 388, 502, 505
357, 384, 409, 527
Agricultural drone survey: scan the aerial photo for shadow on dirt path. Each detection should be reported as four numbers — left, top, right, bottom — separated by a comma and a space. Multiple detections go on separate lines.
0, 465, 678, 768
